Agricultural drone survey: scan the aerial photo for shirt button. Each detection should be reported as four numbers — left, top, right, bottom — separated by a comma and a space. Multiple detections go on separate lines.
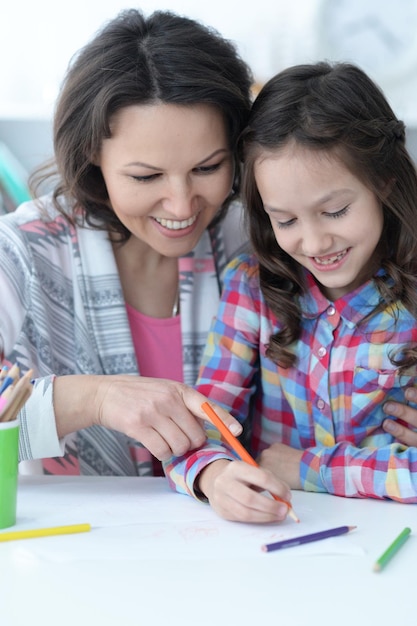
318, 346, 327, 358
317, 399, 325, 410
327, 306, 336, 316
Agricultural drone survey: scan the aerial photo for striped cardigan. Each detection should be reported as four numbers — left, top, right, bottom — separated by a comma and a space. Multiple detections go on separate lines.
0, 195, 247, 476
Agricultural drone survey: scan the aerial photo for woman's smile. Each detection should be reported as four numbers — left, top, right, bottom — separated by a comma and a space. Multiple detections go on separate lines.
152, 213, 199, 230
151, 211, 202, 239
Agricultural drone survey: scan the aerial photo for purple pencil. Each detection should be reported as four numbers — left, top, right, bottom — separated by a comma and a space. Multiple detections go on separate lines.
262, 525, 357, 552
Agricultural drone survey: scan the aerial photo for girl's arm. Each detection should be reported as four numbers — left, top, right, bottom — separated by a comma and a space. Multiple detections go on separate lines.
259, 437, 417, 502
164, 255, 271, 499
299, 439, 417, 502
163, 310, 260, 497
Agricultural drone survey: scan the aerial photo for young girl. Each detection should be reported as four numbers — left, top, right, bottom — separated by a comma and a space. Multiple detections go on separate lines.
0, 8, 252, 478
165, 61, 417, 523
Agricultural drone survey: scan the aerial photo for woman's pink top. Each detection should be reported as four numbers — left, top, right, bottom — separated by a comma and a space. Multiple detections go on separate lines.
126, 304, 183, 476
125, 304, 183, 382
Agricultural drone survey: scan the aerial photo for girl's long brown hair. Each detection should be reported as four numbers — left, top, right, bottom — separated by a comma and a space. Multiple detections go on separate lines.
241, 62, 417, 369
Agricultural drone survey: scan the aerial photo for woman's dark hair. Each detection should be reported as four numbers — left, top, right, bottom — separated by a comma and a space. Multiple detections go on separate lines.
240, 61, 417, 368
31, 8, 253, 239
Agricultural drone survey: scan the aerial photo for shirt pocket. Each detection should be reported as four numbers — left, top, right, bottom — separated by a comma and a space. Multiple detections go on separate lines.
351, 367, 416, 432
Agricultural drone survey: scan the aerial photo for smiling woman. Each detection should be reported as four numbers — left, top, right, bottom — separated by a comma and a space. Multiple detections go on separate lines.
0, 8, 254, 480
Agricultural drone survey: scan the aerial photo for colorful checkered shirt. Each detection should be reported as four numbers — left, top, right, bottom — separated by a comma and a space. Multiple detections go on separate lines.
165, 253, 417, 503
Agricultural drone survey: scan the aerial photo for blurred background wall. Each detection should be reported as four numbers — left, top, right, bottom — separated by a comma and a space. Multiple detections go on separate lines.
1, 0, 417, 182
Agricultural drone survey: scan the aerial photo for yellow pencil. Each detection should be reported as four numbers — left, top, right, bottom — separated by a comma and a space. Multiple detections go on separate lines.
0, 523, 91, 542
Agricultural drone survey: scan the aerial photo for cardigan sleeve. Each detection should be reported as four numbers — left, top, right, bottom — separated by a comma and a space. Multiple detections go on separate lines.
18, 376, 67, 461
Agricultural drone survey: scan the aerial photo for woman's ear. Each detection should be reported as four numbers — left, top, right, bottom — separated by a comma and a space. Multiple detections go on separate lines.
90, 153, 100, 167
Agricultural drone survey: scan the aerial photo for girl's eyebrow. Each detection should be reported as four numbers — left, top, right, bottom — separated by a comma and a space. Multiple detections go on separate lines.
265, 189, 352, 214
264, 206, 289, 215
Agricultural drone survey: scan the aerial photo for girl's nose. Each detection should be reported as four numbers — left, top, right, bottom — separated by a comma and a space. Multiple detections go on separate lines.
301, 226, 333, 257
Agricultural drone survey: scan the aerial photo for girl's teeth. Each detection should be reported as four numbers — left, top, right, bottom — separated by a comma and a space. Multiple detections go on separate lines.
314, 250, 347, 265
155, 215, 197, 230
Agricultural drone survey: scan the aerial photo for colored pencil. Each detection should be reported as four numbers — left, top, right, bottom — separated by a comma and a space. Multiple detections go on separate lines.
0, 368, 33, 422
0, 365, 9, 382
373, 527, 411, 572
0, 385, 13, 413
0, 523, 91, 542
262, 525, 357, 552
201, 401, 300, 522
0, 364, 20, 395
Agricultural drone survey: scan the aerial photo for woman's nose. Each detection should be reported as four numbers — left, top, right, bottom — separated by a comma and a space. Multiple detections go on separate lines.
162, 179, 197, 217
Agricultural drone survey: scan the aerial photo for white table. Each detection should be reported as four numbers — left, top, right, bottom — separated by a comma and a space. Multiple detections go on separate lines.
0, 476, 415, 626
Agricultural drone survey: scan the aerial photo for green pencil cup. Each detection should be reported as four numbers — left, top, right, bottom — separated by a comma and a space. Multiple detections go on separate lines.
0, 418, 19, 529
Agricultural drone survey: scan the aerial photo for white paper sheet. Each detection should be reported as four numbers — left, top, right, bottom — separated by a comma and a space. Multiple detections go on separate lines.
4, 477, 364, 563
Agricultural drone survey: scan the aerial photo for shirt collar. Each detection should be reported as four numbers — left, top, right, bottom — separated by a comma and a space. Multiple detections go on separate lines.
299, 269, 390, 326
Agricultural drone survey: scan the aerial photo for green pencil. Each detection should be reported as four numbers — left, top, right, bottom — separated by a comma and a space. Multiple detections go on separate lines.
373, 527, 411, 572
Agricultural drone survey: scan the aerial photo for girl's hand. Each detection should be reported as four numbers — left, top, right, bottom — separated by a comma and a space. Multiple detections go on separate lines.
257, 442, 303, 489
383, 387, 417, 447
53, 375, 242, 461
197, 459, 291, 523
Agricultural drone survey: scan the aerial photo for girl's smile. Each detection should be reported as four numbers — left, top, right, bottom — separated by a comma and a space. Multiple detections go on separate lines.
310, 247, 350, 270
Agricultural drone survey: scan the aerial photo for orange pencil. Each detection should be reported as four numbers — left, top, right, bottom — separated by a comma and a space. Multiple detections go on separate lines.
201, 402, 300, 522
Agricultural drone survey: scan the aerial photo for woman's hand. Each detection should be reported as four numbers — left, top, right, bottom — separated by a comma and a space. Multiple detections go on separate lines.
197, 458, 292, 523
257, 442, 303, 489
383, 387, 417, 446
53, 375, 242, 460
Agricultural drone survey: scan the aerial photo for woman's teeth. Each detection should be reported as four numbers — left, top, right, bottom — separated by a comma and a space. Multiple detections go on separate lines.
154, 215, 197, 230
314, 249, 348, 265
